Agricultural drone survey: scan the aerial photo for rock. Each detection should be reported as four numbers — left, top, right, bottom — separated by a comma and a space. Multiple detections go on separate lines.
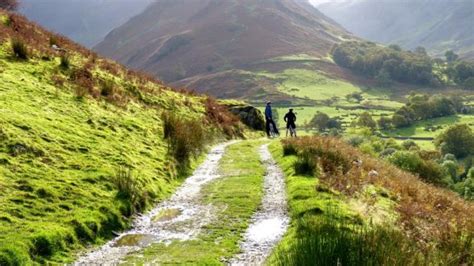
225, 104, 265, 131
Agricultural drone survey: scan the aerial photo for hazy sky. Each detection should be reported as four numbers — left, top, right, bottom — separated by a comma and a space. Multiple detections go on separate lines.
309, 0, 335, 6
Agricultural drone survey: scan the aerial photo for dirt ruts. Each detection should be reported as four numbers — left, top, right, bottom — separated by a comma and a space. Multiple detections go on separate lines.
229, 144, 289, 265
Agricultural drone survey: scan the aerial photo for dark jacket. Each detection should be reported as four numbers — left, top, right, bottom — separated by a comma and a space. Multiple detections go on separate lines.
265, 105, 273, 119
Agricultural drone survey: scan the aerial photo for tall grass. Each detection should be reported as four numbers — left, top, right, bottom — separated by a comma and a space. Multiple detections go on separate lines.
274, 211, 422, 265
162, 111, 207, 174
112, 167, 147, 215
11, 38, 28, 59
281, 136, 474, 263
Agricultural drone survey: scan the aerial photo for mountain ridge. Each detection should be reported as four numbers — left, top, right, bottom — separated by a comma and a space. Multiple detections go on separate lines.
94, 0, 355, 100
318, 0, 474, 60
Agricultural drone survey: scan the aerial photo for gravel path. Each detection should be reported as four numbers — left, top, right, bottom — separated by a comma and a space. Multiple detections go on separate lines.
75, 141, 237, 265
229, 144, 289, 266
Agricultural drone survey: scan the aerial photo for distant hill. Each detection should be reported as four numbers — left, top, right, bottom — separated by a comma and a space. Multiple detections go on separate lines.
318, 0, 474, 60
19, 0, 153, 47
95, 0, 355, 101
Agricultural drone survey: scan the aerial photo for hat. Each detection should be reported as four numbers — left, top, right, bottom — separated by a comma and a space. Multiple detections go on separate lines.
266, 101, 272, 104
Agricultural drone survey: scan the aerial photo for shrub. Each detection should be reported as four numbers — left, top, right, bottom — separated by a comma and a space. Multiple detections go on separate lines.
346, 135, 365, 147
435, 124, 474, 158
11, 38, 28, 60
282, 140, 297, 156
59, 55, 70, 70
204, 97, 242, 138
377, 116, 392, 130
71, 220, 94, 242
162, 111, 207, 173
70, 67, 95, 99
388, 151, 424, 174
100, 80, 116, 97
443, 153, 457, 162
359, 142, 377, 156
442, 160, 458, 180
389, 151, 445, 184
357, 112, 376, 129
380, 148, 397, 158
112, 167, 146, 214
309, 112, 329, 131
401, 140, 419, 150
294, 150, 318, 176
49, 36, 58, 46
31, 234, 55, 257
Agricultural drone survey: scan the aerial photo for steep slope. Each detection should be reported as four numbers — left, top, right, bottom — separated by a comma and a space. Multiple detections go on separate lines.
0, 11, 245, 264
318, 0, 474, 59
95, 0, 354, 101
20, 0, 153, 47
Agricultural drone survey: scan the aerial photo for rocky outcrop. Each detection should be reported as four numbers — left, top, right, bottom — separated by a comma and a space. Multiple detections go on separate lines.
226, 104, 265, 131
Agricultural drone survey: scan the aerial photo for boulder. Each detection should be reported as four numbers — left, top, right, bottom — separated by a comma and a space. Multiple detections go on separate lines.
226, 104, 265, 131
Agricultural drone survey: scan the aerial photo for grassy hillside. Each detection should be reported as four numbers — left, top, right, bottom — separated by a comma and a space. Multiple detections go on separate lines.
268, 137, 473, 264
0, 12, 244, 264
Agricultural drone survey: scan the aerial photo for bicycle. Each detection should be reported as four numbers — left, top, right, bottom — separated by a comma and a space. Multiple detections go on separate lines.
269, 123, 278, 138
287, 125, 297, 137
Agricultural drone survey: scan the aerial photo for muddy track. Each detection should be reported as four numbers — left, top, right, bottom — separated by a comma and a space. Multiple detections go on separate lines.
75, 141, 237, 265
229, 144, 289, 266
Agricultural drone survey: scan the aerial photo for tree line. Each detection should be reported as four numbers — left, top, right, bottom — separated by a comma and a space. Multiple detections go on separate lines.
331, 41, 474, 89
389, 94, 469, 128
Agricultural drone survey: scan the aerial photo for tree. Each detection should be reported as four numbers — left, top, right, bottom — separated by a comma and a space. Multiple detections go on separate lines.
309, 112, 330, 131
357, 112, 376, 129
414, 46, 427, 56
435, 124, 474, 158
464, 77, 474, 90
0, 0, 18, 11
345, 92, 363, 103
445, 50, 459, 63
377, 116, 391, 130
375, 69, 392, 86
389, 44, 402, 51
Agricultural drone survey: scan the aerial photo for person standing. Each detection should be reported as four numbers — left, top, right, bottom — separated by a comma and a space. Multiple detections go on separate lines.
265, 101, 279, 137
284, 109, 297, 137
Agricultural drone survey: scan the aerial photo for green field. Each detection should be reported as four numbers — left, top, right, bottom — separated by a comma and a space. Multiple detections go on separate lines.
254, 64, 473, 148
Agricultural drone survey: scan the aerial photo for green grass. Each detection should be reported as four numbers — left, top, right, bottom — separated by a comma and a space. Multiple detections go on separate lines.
256, 68, 403, 108
384, 115, 474, 138
260, 106, 391, 130
0, 41, 215, 264
122, 140, 267, 264
382, 115, 474, 150
265, 141, 417, 265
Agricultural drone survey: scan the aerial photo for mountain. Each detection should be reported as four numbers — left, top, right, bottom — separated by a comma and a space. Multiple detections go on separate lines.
317, 0, 474, 60
0, 10, 247, 264
19, 0, 153, 47
95, 0, 355, 101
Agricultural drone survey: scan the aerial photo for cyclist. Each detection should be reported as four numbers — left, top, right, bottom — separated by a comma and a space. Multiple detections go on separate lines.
284, 108, 297, 137
265, 101, 279, 137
